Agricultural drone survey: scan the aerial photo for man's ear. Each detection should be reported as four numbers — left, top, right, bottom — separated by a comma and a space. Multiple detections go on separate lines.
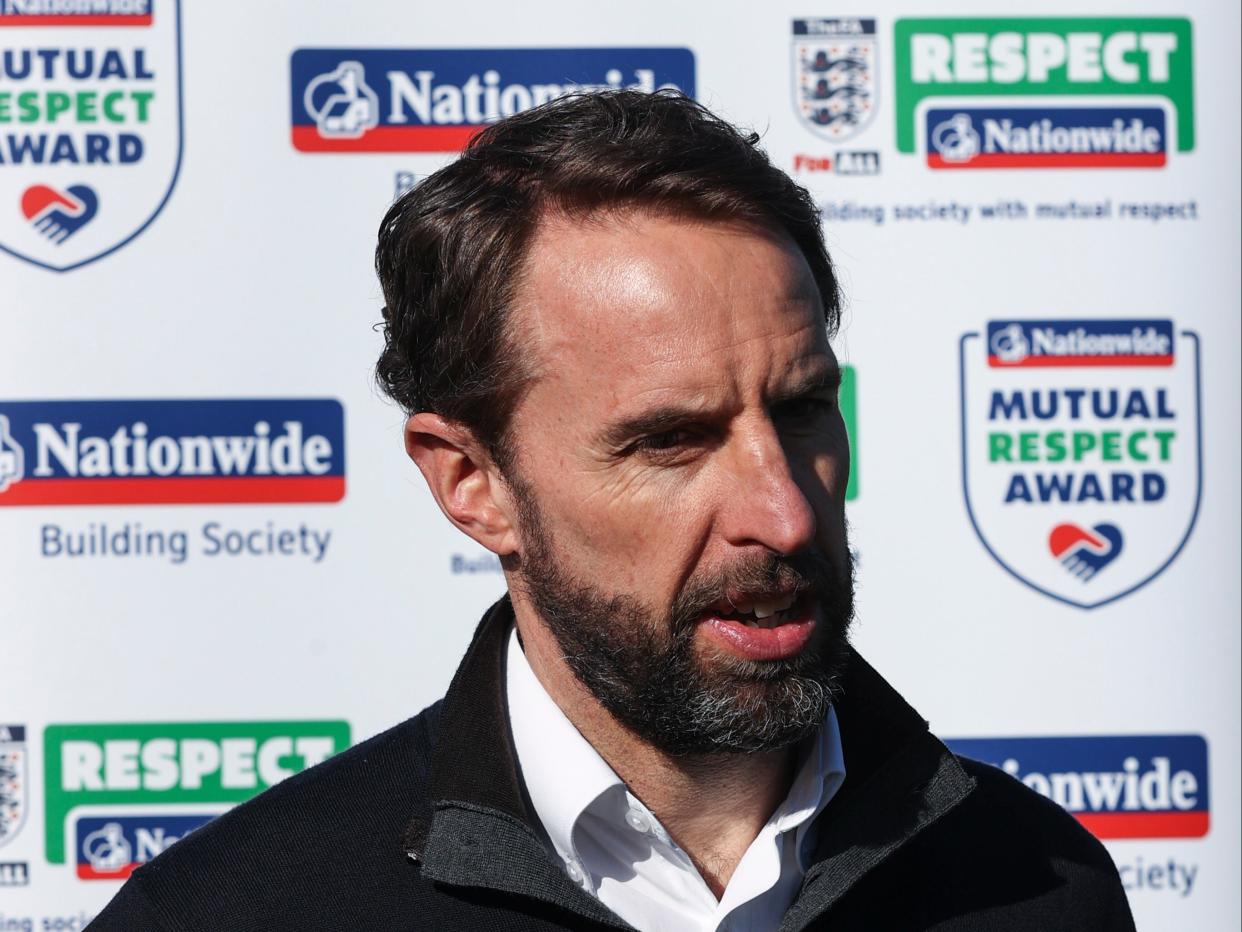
404, 413, 518, 557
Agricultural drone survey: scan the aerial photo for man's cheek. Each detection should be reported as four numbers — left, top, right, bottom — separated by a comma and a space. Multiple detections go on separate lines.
585, 464, 694, 524
807, 445, 848, 497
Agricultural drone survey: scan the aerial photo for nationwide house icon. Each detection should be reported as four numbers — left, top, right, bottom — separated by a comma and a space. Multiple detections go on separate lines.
303, 61, 380, 140
931, 113, 980, 163
82, 822, 132, 874
0, 416, 23, 494
989, 322, 1029, 364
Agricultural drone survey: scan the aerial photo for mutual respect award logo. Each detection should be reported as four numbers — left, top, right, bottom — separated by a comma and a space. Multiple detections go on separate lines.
959, 319, 1202, 609
0, 0, 183, 272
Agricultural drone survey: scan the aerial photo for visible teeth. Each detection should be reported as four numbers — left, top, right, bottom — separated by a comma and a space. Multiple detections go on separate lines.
754, 594, 796, 619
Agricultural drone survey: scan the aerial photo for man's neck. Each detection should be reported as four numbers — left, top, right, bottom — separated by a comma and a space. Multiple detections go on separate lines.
513, 606, 797, 898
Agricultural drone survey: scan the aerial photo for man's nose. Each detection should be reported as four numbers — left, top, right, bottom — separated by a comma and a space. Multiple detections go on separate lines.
718, 422, 818, 555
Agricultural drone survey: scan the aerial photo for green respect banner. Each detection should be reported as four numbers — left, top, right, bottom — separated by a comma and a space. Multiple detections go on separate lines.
44, 720, 351, 864
893, 18, 1195, 153
841, 365, 859, 502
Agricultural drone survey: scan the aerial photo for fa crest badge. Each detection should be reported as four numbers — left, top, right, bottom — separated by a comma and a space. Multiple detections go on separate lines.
792, 18, 877, 142
0, 726, 27, 848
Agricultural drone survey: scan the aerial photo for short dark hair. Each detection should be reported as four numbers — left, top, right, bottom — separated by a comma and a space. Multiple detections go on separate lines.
375, 89, 841, 467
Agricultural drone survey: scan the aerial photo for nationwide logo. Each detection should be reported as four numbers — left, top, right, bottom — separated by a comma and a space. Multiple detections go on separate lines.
926, 107, 1167, 169
0, 1, 151, 25
791, 18, 877, 143
946, 735, 1210, 840
987, 320, 1173, 367
290, 48, 696, 153
0, 725, 27, 848
959, 319, 1201, 609
44, 720, 351, 869
75, 813, 215, 880
0, 0, 183, 271
894, 18, 1194, 169
0, 399, 345, 506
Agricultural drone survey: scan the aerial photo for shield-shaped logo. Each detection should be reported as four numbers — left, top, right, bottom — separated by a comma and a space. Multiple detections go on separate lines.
791, 18, 877, 142
959, 320, 1202, 610
0, 1, 183, 273
0, 726, 27, 848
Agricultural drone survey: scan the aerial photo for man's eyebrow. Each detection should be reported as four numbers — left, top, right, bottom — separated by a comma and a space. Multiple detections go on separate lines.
598, 367, 843, 448
597, 403, 722, 449
771, 364, 841, 404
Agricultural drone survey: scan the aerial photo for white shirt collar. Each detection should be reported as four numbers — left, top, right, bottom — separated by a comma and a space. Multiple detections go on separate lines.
506, 624, 847, 928
506, 625, 625, 867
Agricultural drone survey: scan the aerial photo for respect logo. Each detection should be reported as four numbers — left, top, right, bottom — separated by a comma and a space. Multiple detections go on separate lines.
44, 721, 351, 871
894, 18, 1194, 169
959, 320, 1201, 609
0, 0, 183, 271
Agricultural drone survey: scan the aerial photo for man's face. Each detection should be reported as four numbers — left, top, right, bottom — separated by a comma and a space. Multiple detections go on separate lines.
503, 211, 853, 755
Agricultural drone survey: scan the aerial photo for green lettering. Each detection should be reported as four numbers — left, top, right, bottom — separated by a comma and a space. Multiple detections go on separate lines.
1100, 431, 1121, 461
1154, 430, 1175, 460
75, 91, 98, 123
1018, 431, 1039, 461
131, 90, 155, 123
18, 91, 40, 123
1046, 431, 1067, 462
989, 432, 1013, 461
1072, 431, 1096, 461
45, 91, 71, 123
103, 91, 125, 122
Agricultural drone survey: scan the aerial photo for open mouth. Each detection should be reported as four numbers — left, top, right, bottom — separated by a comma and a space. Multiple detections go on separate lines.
698, 590, 818, 661
709, 590, 802, 628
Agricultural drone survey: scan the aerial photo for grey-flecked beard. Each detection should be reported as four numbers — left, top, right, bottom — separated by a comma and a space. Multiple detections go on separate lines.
506, 479, 854, 757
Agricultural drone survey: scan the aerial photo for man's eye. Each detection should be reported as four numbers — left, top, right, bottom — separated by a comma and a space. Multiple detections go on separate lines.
777, 397, 835, 420
634, 430, 692, 453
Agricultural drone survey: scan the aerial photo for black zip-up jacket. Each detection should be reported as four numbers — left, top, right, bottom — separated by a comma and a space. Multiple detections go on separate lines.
90, 598, 1136, 930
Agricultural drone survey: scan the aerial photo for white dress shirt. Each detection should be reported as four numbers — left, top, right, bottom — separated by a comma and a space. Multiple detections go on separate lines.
506, 627, 846, 932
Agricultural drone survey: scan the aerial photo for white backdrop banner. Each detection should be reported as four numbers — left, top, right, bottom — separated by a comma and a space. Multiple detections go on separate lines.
2, 1, 1238, 929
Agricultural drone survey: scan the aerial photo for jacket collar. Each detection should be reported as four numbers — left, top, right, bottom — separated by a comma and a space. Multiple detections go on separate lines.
403, 596, 630, 927
404, 596, 976, 930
